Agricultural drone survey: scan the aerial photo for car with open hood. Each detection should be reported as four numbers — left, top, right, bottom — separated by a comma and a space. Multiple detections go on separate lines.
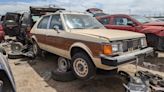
30, 11, 153, 80
97, 14, 164, 51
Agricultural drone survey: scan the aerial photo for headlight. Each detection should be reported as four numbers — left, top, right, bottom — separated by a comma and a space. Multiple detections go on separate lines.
140, 38, 147, 48
111, 42, 123, 53
112, 44, 119, 52
102, 42, 122, 55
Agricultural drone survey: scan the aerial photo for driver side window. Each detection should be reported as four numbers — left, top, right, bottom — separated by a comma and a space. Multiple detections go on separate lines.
49, 15, 63, 30
113, 17, 134, 26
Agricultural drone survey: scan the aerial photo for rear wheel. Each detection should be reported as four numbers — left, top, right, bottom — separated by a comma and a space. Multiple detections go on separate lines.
32, 41, 41, 56
72, 52, 96, 80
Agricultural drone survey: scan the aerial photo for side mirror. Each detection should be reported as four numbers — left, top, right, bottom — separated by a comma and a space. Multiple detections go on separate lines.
127, 21, 135, 27
53, 25, 60, 33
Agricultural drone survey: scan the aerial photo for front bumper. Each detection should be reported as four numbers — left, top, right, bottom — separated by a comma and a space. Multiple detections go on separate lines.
100, 47, 153, 66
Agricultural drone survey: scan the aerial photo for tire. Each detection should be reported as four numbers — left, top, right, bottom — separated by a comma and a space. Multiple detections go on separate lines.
51, 69, 76, 82
10, 42, 23, 52
57, 57, 71, 72
0, 47, 6, 55
8, 51, 23, 59
0, 80, 3, 92
32, 41, 41, 56
72, 52, 96, 80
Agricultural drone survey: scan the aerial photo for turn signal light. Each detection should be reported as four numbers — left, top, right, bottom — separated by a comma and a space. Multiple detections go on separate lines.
102, 44, 112, 55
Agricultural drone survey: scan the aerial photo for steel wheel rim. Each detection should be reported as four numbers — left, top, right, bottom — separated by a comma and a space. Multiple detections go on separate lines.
73, 58, 88, 77
58, 58, 68, 72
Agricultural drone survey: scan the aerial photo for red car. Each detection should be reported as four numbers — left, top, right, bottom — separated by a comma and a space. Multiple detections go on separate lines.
0, 23, 5, 42
97, 14, 164, 51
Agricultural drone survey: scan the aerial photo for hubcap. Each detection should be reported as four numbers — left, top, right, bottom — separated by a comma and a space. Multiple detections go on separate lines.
73, 58, 88, 77
58, 57, 69, 72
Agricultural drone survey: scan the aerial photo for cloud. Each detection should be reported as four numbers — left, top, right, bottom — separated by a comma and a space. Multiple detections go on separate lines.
0, 0, 164, 16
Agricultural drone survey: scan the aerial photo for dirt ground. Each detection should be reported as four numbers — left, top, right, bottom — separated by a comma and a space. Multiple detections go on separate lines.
8, 52, 164, 92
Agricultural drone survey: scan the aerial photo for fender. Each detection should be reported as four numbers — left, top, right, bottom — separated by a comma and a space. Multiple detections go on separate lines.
69, 42, 94, 62
31, 35, 38, 42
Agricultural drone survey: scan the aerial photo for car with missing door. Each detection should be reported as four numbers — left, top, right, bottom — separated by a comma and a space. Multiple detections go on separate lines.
30, 11, 153, 80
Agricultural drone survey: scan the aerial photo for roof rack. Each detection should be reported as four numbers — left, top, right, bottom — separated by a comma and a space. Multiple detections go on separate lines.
55, 10, 87, 14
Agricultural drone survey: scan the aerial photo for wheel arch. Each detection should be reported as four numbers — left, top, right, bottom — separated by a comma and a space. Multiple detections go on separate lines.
31, 35, 38, 43
69, 42, 95, 66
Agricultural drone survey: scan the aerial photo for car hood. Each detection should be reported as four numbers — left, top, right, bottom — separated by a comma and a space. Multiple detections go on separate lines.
144, 22, 164, 26
71, 29, 145, 41
141, 22, 164, 36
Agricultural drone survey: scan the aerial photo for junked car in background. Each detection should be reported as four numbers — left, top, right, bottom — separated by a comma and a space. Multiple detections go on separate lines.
2, 12, 21, 38
0, 47, 16, 92
96, 14, 164, 51
30, 10, 153, 80
0, 16, 5, 42
0, 23, 5, 42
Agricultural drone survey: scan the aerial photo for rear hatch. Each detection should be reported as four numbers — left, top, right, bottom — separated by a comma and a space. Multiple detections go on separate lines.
30, 6, 65, 16
30, 6, 65, 26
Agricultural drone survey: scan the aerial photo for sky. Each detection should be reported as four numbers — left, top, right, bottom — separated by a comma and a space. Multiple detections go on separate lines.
0, 0, 164, 16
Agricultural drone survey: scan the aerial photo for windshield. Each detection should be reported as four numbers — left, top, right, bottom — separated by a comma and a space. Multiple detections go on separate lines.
64, 14, 104, 29
131, 15, 152, 23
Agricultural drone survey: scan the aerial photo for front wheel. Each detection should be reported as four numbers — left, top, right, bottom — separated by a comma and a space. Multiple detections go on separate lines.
72, 52, 96, 80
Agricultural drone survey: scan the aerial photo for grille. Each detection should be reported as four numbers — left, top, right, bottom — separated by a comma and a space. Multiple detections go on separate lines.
122, 39, 140, 52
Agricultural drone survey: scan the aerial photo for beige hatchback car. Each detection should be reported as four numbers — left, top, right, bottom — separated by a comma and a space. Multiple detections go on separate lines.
30, 11, 153, 80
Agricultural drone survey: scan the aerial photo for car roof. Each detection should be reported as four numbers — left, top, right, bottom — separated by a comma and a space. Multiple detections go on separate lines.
97, 14, 140, 18
45, 10, 89, 16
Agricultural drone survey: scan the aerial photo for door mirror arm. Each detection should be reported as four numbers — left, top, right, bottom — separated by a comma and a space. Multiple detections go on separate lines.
53, 25, 60, 33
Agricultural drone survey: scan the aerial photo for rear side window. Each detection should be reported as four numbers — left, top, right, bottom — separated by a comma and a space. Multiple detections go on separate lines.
37, 16, 50, 29
99, 18, 110, 25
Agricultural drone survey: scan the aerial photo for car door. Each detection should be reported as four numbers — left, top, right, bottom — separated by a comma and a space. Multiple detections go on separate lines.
110, 16, 136, 32
35, 15, 50, 50
45, 14, 67, 57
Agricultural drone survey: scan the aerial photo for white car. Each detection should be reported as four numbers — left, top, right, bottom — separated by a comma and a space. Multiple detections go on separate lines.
30, 11, 154, 80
